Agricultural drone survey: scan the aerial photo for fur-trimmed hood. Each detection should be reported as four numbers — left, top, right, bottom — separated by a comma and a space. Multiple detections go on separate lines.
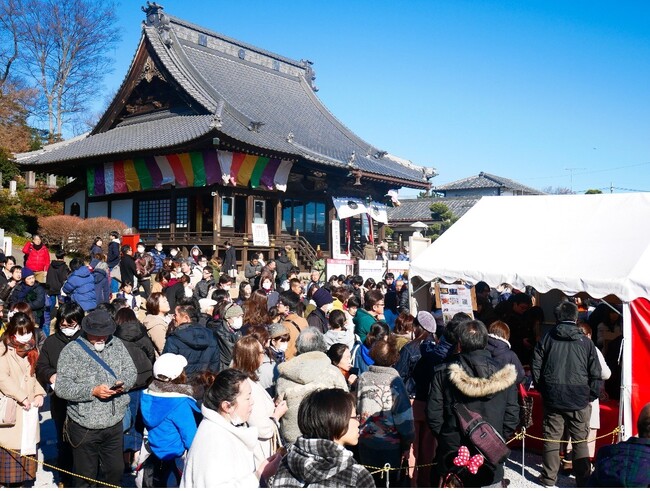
448, 361, 517, 398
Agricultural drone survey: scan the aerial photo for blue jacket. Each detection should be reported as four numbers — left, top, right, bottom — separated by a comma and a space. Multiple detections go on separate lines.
352, 342, 374, 376
93, 268, 110, 305
149, 250, 166, 274
62, 266, 97, 311
162, 323, 221, 375
140, 385, 200, 460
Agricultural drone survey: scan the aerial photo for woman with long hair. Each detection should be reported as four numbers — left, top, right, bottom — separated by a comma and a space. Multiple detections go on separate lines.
242, 289, 269, 331
231, 336, 287, 463
0, 313, 46, 487
143, 292, 172, 357
235, 281, 252, 306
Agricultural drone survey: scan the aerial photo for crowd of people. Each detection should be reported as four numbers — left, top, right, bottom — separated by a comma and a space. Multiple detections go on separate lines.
0, 232, 646, 488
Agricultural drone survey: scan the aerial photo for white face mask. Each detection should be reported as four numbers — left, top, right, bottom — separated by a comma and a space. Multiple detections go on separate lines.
278, 342, 289, 352
262, 281, 272, 290
155, 245, 163, 252
93, 341, 106, 352
15, 332, 33, 344
230, 317, 243, 330
184, 286, 193, 298
61, 326, 80, 338
137, 246, 145, 253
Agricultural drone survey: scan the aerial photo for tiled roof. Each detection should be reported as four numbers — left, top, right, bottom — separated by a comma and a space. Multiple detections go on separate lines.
15, 114, 214, 165
387, 197, 480, 222
17, 8, 431, 188
434, 172, 542, 195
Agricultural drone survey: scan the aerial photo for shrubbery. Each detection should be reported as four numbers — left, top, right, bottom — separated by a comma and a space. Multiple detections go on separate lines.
38, 216, 127, 256
0, 182, 62, 236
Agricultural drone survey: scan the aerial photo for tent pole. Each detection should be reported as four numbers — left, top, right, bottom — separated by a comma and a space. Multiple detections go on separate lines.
411, 279, 433, 296
620, 302, 633, 441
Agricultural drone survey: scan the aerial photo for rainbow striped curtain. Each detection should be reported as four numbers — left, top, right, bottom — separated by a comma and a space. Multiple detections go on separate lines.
87, 149, 293, 196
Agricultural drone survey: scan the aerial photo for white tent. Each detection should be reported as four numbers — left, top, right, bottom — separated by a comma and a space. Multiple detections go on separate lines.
410, 193, 650, 439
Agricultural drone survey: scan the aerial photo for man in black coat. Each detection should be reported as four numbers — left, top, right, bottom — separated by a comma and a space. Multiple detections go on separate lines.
427, 319, 519, 487
532, 301, 601, 487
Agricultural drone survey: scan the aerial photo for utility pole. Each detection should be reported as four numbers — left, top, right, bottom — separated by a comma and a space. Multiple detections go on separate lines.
565, 167, 586, 192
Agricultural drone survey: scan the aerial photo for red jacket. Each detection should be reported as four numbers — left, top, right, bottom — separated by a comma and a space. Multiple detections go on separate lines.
22, 242, 51, 272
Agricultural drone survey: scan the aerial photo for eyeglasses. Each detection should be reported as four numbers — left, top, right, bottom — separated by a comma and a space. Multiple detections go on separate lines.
350, 414, 361, 422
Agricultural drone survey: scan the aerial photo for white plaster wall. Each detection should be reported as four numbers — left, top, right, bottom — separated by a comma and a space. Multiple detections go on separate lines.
88, 201, 109, 219
65, 191, 86, 218
111, 199, 133, 227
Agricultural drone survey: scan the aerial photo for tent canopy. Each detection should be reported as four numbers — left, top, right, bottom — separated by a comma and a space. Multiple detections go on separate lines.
410, 193, 650, 302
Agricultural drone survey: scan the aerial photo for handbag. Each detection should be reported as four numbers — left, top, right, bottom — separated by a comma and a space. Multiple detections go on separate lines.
453, 403, 510, 466
518, 383, 534, 429
111, 264, 122, 283
0, 395, 17, 427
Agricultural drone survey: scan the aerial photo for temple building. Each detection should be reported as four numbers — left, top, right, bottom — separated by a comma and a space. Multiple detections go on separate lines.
16, 2, 434, 269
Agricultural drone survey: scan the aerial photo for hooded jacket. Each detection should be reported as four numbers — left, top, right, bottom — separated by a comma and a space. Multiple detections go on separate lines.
353, 309, 377, 344
323, 328, 355, 351
274, 254, 292, 287
269, 437, 375, 488
180, 405, 260, 488
45, 260, 70, 295
223, 246, 237, 273
9, 281, 46, 317
92, 264, 110, 305
162, 322, 220, 375
115, 320, 155, 389
532, 321, 601, 411
426, 350, 519, 484
107, 239, 120, 269
62, 266, 97, 311
486, 334, 525, 386
276, 351, 348, 444
141, 380, 200, 460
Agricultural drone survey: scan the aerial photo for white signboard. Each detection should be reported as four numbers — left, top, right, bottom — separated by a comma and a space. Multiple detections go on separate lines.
252, 223, 270, 246
436, 282, 475, 324
387, 260, 410, 279
327, 258, 354, 279
358, 259, 385, 283
331, 219, 344, 259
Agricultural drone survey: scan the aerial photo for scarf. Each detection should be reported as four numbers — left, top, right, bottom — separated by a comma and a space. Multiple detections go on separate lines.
9, 336, 38, 375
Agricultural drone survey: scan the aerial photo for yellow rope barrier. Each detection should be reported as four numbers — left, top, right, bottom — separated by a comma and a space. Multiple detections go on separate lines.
0, 445, 120, 488
360, 426, 623, 474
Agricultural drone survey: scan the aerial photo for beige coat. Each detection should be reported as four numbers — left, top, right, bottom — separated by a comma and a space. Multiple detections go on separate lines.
0, 347, 46, 450
282, 314, 308, 361
143, 314, 169, 357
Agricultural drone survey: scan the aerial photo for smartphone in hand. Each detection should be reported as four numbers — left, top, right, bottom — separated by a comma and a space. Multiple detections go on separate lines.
109, 381, 124, 391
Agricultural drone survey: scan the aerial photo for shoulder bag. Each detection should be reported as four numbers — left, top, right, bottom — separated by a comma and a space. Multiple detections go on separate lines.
453, 402, 510, 466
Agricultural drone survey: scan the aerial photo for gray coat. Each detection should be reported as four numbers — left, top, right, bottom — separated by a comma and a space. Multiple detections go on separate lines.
55, 336, 137, 429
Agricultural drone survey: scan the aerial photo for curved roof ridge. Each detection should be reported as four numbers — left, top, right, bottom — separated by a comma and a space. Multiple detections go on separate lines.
167, 15, 305, 69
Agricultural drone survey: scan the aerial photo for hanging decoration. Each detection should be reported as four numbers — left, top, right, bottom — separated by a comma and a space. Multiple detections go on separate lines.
87, 149, 293, 196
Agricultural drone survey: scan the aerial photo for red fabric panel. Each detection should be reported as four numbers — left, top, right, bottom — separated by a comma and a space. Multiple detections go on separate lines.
629, 298, 650, 436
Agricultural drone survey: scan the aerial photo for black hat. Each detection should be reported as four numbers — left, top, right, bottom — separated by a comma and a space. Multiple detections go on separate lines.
81, 309, 116, 337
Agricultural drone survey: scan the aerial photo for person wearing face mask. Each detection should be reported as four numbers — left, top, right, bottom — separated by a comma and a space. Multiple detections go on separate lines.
8, 267, 47, 329
306, 288, 334, 335
258, 270, 275, 295
162, 301, 220, 377
54, 308, 138, 487
268, 323, 291, 365
213, 302, 244, 371
0, 312, 46, 488
35, 302, 84, 488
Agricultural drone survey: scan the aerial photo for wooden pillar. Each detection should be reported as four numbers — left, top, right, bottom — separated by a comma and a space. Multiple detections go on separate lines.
274, 199, 282, 238
212, 190, 221, 253
245, 195, 254, 237
327, 205, 336, 253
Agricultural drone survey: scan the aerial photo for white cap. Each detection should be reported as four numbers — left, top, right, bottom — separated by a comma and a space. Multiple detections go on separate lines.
153, 353, 188, 381
198, 298, 217, 314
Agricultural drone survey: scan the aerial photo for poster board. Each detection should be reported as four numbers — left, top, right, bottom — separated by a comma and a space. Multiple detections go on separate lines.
434, 281, 477, 324
387, 260, 409, 279
409, 236, 431, 262
327, 258, 355, 279
358, 260, 385, 283
252, 223, 270, 246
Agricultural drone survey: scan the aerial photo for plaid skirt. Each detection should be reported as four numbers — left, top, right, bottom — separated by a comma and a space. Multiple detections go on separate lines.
0, 447, 37, 484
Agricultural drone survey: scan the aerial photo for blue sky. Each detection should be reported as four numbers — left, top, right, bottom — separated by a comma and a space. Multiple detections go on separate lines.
99, 0, 650, 197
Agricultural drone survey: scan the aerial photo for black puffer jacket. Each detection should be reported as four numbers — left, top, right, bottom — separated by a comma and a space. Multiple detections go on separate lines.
162, 322, 220, 375
211, 318, 242, 371
45, 260, 70, 296
427, 350, 519, 485
115, 320, 155, 389
531, 321, 601, 411
486, 334, 525, 385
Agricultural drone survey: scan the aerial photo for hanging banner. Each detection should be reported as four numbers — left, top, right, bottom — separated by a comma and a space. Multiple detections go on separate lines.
88, 150, 293, 196
367, 202, 388, 224
332, 197, 388, 223
331, 219, 346, 259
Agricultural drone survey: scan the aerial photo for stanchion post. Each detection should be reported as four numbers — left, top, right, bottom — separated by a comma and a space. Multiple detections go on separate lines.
521, 427, 526, 477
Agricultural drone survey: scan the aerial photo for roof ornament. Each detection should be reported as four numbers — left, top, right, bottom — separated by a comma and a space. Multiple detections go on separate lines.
300, 59, 318, 92
142, 2, 173, 47
248, 121, 265, 132
374, 150, 388, 159
211, 100, 225, 129
286, 132, 294, 143
347, 151, 356, 168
